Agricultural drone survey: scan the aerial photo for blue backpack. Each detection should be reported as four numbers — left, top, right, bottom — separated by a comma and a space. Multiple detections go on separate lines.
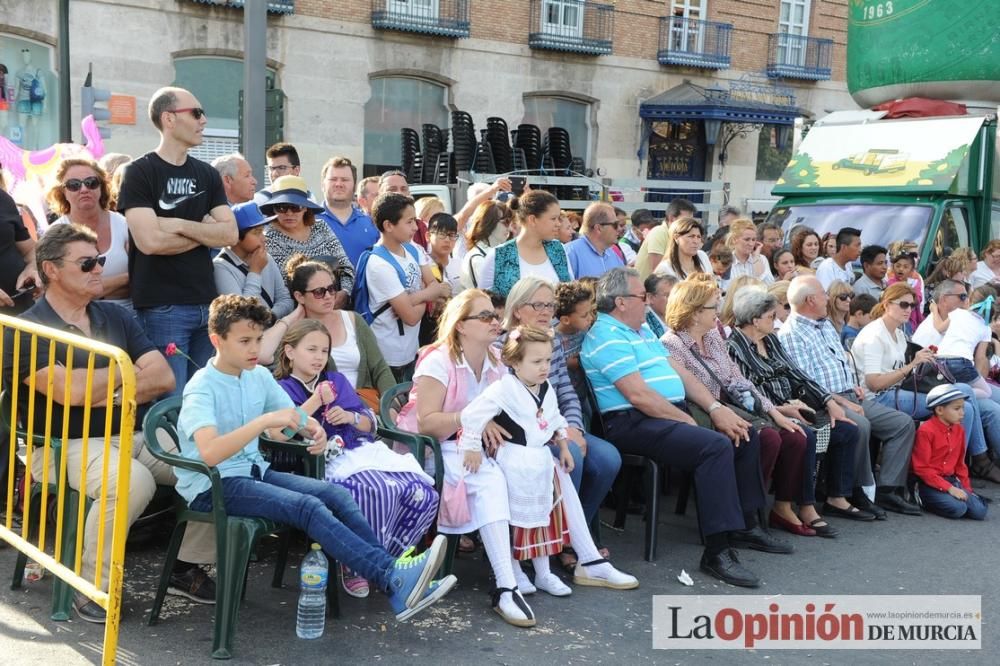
353, 243, 421, 334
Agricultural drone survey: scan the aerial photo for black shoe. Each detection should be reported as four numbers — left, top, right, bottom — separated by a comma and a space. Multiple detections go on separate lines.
700, 548, 760, 588
730, 525, 794, 554
168, 566, 217, 604
875, 490, 921, 516
822, 502, 876, 522
73, 592, 106, 624
851, 493, 888, 520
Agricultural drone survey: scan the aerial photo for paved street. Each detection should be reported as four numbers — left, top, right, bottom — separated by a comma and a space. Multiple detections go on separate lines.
1, 481, 998, 666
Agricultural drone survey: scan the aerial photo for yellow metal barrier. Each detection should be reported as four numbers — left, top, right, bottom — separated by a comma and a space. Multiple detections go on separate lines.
0, 313, 136, 666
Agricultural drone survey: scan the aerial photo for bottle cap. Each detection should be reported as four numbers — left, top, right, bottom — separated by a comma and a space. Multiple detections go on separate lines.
311, 543, 322, 550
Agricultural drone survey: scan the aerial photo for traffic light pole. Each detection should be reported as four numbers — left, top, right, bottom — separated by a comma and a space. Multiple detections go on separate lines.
58, 0, 72, 142
243, 0, 267, 184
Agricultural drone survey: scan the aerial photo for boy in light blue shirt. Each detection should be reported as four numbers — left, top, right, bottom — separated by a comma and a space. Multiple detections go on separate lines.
176, 294, 455, 621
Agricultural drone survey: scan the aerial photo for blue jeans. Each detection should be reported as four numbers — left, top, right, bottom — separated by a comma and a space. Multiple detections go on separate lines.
876, 384, 986, 455
189, 468, 397, 590
137, 304, 214, 398
918, 477, 987, 520
977, 397, 1000, 457
939, 357, 980, 385
553, 433, 622, 525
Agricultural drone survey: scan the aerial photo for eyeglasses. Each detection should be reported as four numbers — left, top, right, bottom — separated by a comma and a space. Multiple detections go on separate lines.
526, 301, 557, 312
59, 255, 107, 272
432, 232, 459, 241
268, 164, 295, 174
63, 177, 101, 192
783, 303, 791, 311
305, 285, 337, 298
463, 311, 501, 323
617, 294, 646, 301
272, 203, 304, 214
893, 301, 915, 310
836, 294, 851, 301
168, 107, 206, 119
945, 292, 969, 301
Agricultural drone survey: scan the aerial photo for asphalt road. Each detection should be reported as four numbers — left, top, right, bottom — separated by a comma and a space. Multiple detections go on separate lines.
1, 480, 998, 666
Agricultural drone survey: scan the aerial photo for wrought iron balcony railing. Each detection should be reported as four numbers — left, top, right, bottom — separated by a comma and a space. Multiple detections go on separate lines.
657, 16, 732, 69
528, 0, 614, 56
766, 32, 832, 80
371, 0, 471, 39
186, 0, 295, 14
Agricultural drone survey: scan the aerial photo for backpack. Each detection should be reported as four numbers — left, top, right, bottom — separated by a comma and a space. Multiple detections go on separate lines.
353, 243, 421, 334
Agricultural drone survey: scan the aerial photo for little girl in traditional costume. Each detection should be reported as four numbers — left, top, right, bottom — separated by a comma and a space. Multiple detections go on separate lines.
459, 324, 638, 603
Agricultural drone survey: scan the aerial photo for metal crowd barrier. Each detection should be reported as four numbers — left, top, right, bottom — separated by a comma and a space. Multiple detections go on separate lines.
0, 314, 136, 666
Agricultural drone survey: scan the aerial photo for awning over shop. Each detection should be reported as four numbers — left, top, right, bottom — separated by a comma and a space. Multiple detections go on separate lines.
639, 80, 805, 125
773, 115, 986, 195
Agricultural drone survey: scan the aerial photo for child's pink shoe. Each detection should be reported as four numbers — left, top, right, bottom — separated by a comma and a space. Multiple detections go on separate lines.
341, 565, 370, 598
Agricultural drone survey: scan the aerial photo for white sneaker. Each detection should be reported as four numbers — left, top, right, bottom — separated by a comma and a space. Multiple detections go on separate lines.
572, 561, 639, 590
513, 564, 537, 595
534, 572, 572, 597
492, 587, 536, 627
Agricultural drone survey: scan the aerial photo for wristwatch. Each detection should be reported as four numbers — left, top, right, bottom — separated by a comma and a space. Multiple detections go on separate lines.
353, 411, 361, 426
112, 388, 122, 407
708, 400, 723, 413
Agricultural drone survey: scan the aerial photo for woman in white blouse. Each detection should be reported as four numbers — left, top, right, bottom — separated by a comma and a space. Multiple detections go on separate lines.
850, 282, 989, 458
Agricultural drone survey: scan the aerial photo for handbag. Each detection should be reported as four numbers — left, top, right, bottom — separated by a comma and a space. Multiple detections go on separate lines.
688, 346, 773, 430
355, 387, 380, 411
438, 472, 471, 528
29, 70, 45, 103
903, 341, 956, 394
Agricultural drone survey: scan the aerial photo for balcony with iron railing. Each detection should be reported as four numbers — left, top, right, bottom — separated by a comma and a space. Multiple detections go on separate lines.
528, 0, 614, 56
371, 0, 470, 38
657, 16, 731, 69
766, 32, 832, 80
186, 0, 295, 13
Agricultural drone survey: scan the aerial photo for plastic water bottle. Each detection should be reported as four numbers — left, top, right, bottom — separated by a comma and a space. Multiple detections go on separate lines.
296, 543, 328, 639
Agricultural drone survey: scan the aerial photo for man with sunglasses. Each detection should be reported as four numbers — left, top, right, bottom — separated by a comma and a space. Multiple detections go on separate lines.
117, 86, 237, 398
565, 203, 624, 279
2, 224, 217, 622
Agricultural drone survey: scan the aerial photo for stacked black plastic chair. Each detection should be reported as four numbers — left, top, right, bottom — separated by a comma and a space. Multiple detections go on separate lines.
421, 124, 448, 185
486, 117, 513, 174
451, 111, 477, 174
512, 124, 542, 171
400, 128, 423, 185
472, 129, 497, 174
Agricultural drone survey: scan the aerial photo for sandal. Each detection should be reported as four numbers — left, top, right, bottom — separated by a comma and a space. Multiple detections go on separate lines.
491, 586, 536, 627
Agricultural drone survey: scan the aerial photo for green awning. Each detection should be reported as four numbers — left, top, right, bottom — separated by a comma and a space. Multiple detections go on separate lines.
773, 115, 985, 195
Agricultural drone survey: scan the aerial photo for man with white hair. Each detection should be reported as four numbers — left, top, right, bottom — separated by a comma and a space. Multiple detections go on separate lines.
778, 275, 919, 516
211, 153, 257, 205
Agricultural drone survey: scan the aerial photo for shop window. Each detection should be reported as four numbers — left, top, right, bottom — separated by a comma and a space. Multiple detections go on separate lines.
364, 76, 450, 174
0, 36, 58, 150
522, 95, 591, 167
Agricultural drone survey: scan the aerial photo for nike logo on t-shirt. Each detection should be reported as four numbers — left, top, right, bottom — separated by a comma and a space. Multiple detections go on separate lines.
159, 190, 205, 210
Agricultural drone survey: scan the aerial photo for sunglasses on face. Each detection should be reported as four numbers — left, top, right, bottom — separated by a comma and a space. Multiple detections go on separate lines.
60, 255, 107, 272
272, 203, 304, 214
64, 177, 101, 192
836, 294, 851, 301
894, 301, 915, 310
946, 292, 969, 301
305, 285, 337, 298
463, 311, 501, 323
169, 107, 206, 119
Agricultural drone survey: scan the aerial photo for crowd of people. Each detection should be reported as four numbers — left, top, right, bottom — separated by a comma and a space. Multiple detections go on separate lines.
0, 85, 996, 631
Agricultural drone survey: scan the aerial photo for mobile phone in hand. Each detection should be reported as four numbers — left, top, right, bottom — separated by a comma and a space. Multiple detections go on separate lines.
11, 283, 36, 299
510, 176, 526, 196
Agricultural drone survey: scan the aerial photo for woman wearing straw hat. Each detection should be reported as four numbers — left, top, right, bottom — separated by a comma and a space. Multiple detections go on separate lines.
261, 175, 354, 308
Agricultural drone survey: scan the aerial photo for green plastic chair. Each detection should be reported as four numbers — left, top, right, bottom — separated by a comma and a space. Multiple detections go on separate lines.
376, 382, 461, 575
143, 396, 338, 660
2, 390, 82, 621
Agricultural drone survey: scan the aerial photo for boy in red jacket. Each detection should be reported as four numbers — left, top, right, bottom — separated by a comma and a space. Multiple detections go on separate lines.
912, 385, 988, 520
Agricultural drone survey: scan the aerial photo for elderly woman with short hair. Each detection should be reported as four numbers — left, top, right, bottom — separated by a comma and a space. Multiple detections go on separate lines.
728, 288, 869, 529
662, 279, 822, 537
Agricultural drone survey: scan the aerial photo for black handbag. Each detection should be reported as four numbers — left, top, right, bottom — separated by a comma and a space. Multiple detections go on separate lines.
689, 346, 773, 430
903, 341, 956, 394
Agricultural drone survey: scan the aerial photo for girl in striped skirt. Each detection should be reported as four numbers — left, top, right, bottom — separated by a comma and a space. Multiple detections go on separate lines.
460, 325, 638, 600
275, 320, 438, 599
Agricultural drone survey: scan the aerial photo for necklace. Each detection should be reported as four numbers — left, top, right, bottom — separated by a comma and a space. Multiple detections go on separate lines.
520, 379, 548, 431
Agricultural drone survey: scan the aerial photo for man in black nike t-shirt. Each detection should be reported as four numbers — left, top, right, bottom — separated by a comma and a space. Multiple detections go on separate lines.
117, 86, 238, 397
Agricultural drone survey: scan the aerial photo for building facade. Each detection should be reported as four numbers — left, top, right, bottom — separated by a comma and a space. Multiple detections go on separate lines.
1, 0, 857, 218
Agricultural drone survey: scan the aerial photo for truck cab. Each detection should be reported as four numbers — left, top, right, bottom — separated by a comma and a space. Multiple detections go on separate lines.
766, 112, 998, 272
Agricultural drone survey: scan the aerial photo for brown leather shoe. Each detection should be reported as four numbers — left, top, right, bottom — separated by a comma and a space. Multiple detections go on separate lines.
971, 453, 1000, 484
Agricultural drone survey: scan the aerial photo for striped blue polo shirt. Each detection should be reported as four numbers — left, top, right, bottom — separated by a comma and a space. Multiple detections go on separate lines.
581, 312, 686, 413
